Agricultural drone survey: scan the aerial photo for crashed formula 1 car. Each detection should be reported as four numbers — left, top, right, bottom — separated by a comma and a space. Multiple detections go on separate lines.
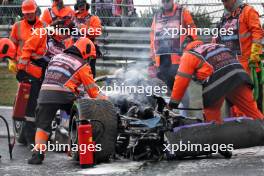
57, 68, 264, 165
12, 68, 264, 166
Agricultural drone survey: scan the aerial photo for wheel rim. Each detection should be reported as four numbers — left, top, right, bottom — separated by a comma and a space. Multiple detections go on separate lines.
13, 120, 23, 138
70, 113, 78, 159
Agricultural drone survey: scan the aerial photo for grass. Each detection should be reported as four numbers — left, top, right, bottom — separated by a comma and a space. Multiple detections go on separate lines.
0, 67, 110, 106
0, 66, 18, 106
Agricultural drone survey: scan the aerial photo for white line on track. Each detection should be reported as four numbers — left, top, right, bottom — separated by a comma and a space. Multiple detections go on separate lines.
0, 106, 13, 110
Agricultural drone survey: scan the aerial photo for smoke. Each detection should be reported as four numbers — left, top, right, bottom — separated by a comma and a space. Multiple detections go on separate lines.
101, 64, 168, 114
96, 25, 168, 114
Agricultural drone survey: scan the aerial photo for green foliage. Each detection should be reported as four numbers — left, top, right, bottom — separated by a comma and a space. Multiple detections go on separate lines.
191, 7, 214, 28
131, 7, 160, 27
0, 67, 109, 106
0, 67, 17, 106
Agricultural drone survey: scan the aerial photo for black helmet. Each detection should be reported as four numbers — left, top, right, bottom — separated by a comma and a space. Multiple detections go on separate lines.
74, 0, 90, 11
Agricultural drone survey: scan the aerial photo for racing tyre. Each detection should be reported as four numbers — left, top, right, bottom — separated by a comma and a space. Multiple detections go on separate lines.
69, 105, 80, 161
70, 99, 118, 163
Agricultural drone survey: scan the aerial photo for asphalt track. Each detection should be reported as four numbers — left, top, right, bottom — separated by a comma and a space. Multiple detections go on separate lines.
1, 107, 264, 176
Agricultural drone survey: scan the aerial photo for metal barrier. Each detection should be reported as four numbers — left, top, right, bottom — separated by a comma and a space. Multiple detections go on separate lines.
0, 25, 263, 68
0, 2, 263, 26
0, 0, 264, 69
0, 25, 152, 67
0, 25, 11, 38
98, 26, 151, 61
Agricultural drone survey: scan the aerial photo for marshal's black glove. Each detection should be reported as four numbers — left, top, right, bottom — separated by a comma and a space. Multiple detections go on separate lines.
168, 100, 179, 109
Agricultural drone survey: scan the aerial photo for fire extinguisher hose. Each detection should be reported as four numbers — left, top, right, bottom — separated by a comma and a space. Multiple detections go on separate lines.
249, 63, 259, 100
0, 115, 15, 159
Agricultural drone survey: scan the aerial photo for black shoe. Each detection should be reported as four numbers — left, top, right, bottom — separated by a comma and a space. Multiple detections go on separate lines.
28, 151, 44, 165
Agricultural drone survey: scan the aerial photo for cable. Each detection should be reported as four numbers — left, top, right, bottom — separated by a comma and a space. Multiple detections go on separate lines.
0, 115, 14, 159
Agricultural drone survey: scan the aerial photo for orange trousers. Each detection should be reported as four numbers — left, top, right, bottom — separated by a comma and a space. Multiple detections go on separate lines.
204, 84, 264, 124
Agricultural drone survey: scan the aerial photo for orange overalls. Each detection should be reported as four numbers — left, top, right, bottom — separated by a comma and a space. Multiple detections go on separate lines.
216, 4, 263, 73
150, 3, 197, 67
74, 10, 102, 40
19, 28, 75, 64
171, 43, 264, 124
10, 18, 46, 130
215, 4, 264, 114
9, 17, 46, 61
74, 10, 102, 77
34, 51, 104, 152
18, 28, 73, 70
41, 2, 74, 25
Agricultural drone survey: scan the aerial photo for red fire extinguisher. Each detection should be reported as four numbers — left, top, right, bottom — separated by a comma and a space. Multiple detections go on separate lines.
12, 82, 31, 121
77, 119, 94, 168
